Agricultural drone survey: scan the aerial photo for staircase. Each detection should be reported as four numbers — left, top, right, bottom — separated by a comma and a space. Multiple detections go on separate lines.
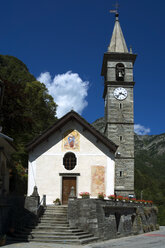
8, 205, 98, 245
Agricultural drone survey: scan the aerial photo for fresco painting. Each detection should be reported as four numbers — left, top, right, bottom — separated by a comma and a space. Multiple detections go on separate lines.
63, 130, 80, 151
91, 166, 105, 196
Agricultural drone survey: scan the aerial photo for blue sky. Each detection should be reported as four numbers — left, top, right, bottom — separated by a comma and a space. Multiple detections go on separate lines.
0, 0, 165, 135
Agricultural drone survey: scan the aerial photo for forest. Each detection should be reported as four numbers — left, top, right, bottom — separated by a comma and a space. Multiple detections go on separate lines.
0, 55, 57, 193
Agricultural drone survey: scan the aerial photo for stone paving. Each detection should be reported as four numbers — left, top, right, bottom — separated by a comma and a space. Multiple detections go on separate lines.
4, 226, 165, 248
88, 226, 165, 248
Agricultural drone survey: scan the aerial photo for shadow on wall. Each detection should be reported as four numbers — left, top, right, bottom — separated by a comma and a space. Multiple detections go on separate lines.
0, 193, 44, 245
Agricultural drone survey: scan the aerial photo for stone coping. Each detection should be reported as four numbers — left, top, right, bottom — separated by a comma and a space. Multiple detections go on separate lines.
75, 198, 154, 208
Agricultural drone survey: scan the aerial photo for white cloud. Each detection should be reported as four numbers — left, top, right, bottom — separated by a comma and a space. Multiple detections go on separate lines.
37, 72, 52, 85
37, 71, 89, 118
134, 124, 151, 135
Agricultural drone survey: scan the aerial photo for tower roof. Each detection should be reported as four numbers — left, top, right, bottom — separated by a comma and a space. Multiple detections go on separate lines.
108, 14, 128, 53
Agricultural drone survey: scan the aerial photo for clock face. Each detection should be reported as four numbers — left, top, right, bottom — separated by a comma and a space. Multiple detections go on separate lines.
113, 87, 128, 100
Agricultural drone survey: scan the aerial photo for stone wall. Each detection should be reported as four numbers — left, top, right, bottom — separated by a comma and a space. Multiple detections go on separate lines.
0, 195, 40, 235
68, 198, 158, 240
0, 196, 25, 235
0, 200, 10, 235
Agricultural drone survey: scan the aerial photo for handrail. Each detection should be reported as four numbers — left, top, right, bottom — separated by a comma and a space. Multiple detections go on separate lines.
37, 196, 44, 211
37, 194, 46, 211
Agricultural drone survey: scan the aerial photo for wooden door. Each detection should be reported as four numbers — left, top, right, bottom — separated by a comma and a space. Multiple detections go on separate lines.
62, 177, 76, 205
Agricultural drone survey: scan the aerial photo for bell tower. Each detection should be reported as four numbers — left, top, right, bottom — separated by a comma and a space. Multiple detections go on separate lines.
101, 13, 137, 196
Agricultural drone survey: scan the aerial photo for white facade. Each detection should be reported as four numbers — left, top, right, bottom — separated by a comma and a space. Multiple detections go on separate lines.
27, 117, 115, 205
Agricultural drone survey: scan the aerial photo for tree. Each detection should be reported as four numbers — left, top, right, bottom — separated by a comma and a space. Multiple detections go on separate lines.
0, 55, 58, 193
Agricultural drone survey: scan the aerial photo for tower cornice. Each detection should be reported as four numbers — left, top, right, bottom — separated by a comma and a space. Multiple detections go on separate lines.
101, 52, 137, 76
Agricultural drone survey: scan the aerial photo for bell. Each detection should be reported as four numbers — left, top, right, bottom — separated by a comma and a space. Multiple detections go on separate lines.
119, 71, 123, 77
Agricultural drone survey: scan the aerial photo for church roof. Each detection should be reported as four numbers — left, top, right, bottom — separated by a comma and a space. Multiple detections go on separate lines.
108, 14, 128, 53
26, 110, 118, 153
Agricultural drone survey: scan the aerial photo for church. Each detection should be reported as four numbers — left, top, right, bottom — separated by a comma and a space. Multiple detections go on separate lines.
26, 12, 136, 205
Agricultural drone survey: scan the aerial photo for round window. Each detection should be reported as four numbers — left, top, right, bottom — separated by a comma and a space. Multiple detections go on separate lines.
63, 152, 77, 170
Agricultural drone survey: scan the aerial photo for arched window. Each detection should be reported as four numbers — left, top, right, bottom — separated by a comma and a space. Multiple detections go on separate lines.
116, 63, 125, 81
63, 152, 77, 170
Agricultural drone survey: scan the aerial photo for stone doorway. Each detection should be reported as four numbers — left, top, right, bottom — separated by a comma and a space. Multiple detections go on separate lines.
62, 177, 76, 205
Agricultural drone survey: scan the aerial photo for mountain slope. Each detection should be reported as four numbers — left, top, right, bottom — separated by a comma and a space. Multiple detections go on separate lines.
92, 117, 165, 155
135, 133, 165, 155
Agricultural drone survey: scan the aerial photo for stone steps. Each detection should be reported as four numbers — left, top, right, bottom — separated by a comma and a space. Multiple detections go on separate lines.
41, 214, 67, 217
34, 226, 72, 231
31, 234, 93, 240
16, 228, 86, 235
37, 223, 70, 227
7, 205, 99, 245
9, 233, 93, 240
45, 210, 67, 213
30, 237, 98, 244
39, 220, 68, 224
40, 216, 68, 220
31, 231, 89, 236
41, 215, 67, 219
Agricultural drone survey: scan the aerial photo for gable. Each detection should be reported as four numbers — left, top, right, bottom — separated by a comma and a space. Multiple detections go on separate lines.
29, 120, 115, 162
26, 111, 118, 154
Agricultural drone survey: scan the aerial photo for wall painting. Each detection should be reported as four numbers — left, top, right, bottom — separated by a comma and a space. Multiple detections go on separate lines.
91, 166, 105, 196
62, 129, 80, 151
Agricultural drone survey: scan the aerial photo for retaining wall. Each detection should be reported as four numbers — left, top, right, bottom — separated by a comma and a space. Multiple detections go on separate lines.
68, 198, 158, 240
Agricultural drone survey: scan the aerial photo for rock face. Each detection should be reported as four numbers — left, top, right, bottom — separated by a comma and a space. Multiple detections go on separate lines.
134, 133, 165, 155
92, 117, 105, 134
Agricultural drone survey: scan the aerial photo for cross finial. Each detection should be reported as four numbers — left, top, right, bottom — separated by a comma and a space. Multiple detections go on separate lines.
114, 0, 119, 14
110, 0, 120, 19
